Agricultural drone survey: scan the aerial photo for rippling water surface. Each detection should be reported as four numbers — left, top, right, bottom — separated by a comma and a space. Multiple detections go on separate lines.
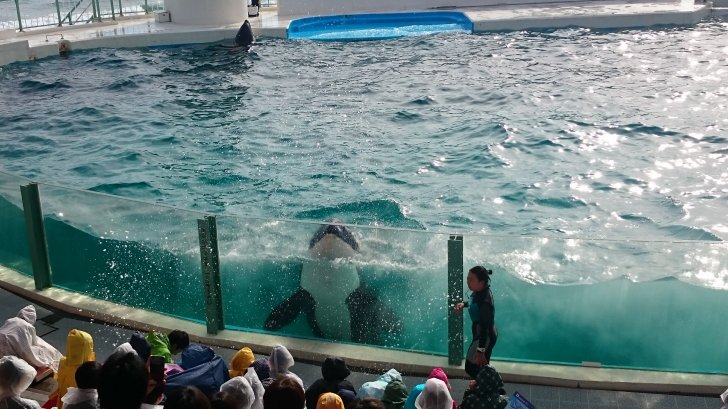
1, 20, 728, 280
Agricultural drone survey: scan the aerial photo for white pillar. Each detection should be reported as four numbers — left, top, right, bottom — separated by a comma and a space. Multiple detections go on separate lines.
166, 0, 245, 25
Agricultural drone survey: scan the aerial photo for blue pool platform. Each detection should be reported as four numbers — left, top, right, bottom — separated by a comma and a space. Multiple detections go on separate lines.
287, 11, 474, 41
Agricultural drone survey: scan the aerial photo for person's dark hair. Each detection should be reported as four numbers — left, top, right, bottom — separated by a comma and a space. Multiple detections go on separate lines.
209, 391, 236, 409
75, 361, 102, 390
469, 265, 493, 284
165, 386, 212, 409
98, 352, 148, 409
169, 330, 190, 351
309, 219, 359, 251
347, 397, 385, 409
263, 377, 304, 409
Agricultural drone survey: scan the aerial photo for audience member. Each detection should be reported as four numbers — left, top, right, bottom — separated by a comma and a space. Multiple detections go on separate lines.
0, 356, 40, 409
381, 380, 407, 409
268, 345, 303, 388
414, 379, 452, 409
262, 377, 304, 409
358, 369, 402, 400
242, 368, 264, 409
98, 351, 148, 409
315, 392, 344, 409
209, 391, 236, 409
348, 398, 385, 409
0, 305, 63, 372
336, 390, 356, 407
251, 359, 273, 389
458, 366, 508, 409
305, 357, 355, 409
62, 361, 102, 409
720, 388, 727, 409
166, 345, 229, 395
146, 330, 188, 365
228, 348, 254, 378
404, 369, 455, 409
53, 329, 96, 409
219, 377, 254, 409
129, 333, 152, 363
164, 386, 212, 409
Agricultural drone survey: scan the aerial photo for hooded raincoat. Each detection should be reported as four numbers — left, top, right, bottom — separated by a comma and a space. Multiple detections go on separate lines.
229, 348, 255, 378
459, 366, 508, 409
405, 368, 456, 409
145, 333, 172, 364
305, 357, 355, 409
61, 388, 98, 409
316, 392, 344, 409
381, 380, 408, 409
0, 356, 41, 409
414, 379, 452, 409
53, 329, 95, 409
358, 369, 402, 400
268, 345, 304, 388
243, 368, 264, 409
220, 376, 254, 409
251, 359, 273, 389
0, 306, 62, 373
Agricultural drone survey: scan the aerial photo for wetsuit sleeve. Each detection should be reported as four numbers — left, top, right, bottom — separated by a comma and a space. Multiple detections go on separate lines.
477, 298, 494, 349
263, 288, 324, 337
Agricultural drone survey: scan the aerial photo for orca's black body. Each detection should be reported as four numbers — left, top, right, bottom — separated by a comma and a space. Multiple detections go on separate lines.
235, 20, 255, 49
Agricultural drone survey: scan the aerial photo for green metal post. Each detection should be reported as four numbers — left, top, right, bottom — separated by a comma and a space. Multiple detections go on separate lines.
144, 0, 148, 14
198, 215, 224, 335
14, 0, 23, 31
109, 0, 115, 20
55, 0, 62, 26
91, 0, 97, 22
117, 0, 122, 16
96, 0, 102, 21
447, 234, 464, 365
20, 183, 52, 290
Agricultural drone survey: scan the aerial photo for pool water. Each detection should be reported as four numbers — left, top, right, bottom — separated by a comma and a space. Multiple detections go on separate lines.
1, 19, 728, 372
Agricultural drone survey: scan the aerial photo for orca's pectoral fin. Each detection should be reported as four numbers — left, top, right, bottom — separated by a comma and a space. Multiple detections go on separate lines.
346, 287, 403, 345
264, 288, 325, 337
264, 288, 311, 331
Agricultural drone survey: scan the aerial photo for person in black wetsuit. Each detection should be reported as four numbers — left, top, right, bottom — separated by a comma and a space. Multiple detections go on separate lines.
454, 265, 497, 379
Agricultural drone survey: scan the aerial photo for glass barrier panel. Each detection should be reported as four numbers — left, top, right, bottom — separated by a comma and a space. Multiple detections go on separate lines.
38, 183, 207, 323
463, 233, 728, 373
0, 2, 19, 30
0, 171, 32, 276
216, 216, 450, 355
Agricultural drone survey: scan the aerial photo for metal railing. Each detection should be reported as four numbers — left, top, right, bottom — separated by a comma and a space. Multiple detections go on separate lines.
0, 0, 164, 31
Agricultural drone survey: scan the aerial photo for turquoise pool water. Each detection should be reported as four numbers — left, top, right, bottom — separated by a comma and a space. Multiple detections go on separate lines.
0, 20, 727, 372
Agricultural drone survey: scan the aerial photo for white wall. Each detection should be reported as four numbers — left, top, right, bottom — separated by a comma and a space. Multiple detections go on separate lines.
0, 41, 29, 66
166, 0, 245, 25
278, 0, 591, 17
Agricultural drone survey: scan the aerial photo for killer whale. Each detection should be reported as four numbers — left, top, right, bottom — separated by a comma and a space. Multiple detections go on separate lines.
264, 220, 402, 345
235, 20, 255, 49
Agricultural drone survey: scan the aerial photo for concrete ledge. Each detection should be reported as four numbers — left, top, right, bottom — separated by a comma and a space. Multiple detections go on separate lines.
1, 265, 727, 394
0, 40, 30, 66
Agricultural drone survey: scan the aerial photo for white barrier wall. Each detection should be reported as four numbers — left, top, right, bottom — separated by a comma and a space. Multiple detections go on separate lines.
166, 0, 245, 25
278, 0, 593, 17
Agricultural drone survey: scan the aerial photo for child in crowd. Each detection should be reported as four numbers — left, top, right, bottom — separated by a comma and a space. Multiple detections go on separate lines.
268, 345, 304, 389
0, 305, 63, 373
219, 376, 254, 409
304, 357, 355, 409
414, 379, 452, 409
228, 348, 254, 379
262, 377, 304, 409
165, 386, 212, 409
358, 369, 402, 400
146, 330, 189, 364
404, 368, 456, 409
459, 366, 508, 409
315, 392, 344, 409
53, 329, 95, 409
0, 356, 40, 409
98, 351, 148, 409
348, 398, 385, 409
61, 361, 102, 409
252, 359, 273, 389
381, 380, 408, 409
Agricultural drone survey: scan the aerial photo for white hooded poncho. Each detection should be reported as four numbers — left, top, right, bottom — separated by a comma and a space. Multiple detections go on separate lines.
0, 356, 41, 409
0, 306, 63, 372
220, 376, 254, 409
415, 379, 453, 409
268, 345, 304, 388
